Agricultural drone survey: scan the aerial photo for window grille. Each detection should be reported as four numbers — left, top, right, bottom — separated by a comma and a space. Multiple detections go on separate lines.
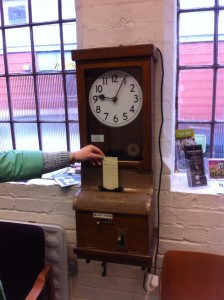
176, 0, 224, 158
0, 0, 79, 152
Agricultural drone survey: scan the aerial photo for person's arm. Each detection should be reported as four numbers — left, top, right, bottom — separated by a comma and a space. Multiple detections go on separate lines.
43, 145, 104, 173
0, 150, 44, 182
0, 145, 104, 183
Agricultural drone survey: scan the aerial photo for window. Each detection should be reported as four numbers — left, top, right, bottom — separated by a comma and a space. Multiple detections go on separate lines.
0, 0, 79, 152
176, 0, 224, 158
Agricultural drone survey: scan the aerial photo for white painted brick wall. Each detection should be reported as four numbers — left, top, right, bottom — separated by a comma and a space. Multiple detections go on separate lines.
1, 0, 224, 299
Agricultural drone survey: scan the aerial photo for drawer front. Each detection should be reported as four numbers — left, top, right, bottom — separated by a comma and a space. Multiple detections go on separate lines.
76, 211, 152, 255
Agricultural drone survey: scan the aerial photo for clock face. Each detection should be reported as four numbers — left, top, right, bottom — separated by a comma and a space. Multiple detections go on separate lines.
89, 70, 143, 127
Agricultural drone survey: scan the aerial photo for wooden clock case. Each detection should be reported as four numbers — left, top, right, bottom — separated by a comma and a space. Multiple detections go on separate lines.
72, 44, 158, 271
72, 44, 157, 171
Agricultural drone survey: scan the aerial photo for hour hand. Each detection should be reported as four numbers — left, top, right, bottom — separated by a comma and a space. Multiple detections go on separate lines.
99, 94, 117, 102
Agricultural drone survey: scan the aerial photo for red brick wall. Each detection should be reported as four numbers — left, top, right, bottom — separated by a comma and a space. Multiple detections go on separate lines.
0, 42, 223, 118
178, 41, 224, 121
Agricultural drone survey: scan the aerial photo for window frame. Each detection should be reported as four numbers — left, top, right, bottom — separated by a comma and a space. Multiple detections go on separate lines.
176, 0, 224, 159
0, 0, 78, 152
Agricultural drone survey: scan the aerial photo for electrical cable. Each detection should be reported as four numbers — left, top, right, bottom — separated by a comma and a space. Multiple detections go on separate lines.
153, 47, 164, 275
142, 46, 164, 293
145, 292, 150, 300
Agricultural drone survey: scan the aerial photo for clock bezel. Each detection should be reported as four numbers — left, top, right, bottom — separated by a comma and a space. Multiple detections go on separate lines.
88, 69, 143, 128
72, 44, 156, 170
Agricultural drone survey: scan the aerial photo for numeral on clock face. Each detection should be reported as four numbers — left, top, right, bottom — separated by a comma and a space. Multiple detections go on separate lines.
89, 70, 142, 127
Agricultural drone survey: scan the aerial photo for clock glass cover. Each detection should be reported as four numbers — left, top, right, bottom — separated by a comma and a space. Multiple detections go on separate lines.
89, 70, 143, 127
84, 66, 145, 163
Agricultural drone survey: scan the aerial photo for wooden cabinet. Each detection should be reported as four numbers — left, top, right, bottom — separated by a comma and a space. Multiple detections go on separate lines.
73, 170, 157, 269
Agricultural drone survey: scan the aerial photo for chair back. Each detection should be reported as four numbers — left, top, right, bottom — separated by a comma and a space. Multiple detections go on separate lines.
160, 250, 224, 300
0, 221, 45, 300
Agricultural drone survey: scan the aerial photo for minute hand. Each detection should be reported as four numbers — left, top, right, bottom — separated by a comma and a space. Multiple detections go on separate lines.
113, 75, 126, 101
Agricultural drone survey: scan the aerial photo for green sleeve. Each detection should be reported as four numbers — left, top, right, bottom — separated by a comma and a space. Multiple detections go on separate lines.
0, 150, 44, 182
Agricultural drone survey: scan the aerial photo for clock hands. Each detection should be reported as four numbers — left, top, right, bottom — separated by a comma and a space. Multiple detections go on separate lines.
113, 75, 126, 101
98, 75, 126, 102
99, 94, 117, 102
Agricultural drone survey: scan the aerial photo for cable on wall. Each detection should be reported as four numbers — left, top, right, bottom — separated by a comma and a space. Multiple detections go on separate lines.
142, 46, 164, 295
153, 47, 164, 274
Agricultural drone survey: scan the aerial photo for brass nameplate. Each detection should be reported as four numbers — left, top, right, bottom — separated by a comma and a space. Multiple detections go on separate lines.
93, 213, 114, 220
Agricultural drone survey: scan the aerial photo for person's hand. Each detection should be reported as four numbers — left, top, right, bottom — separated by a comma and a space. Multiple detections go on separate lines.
70, 145, 105, 166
